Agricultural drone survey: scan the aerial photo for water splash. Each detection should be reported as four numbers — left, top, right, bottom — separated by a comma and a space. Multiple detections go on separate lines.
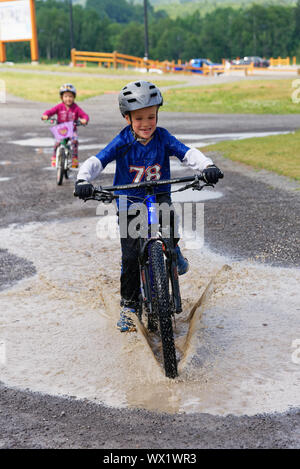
0, 218, 299, 416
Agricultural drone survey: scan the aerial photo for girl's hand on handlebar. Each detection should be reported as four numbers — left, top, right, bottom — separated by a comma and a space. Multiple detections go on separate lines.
79, 118, 87, 125
41, 115, 49, 120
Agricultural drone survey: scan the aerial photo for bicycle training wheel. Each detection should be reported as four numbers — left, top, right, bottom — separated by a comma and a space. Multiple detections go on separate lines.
56, 147, 65, 186
149, 241, 178, 379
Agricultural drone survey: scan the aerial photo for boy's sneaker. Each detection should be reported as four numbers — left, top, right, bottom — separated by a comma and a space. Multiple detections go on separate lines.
72, 157, 79, 168
175, 245, 189, 275
51, 156, 56, 167
117, 307, 137, 332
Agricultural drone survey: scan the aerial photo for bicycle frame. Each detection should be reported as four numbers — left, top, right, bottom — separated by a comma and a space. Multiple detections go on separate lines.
91, 175, 213, 318
135, 188, 182, 320
56, 138, 72, 167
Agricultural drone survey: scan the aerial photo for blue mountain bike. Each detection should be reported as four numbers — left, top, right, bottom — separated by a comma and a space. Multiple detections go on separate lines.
80, 173, 221, 378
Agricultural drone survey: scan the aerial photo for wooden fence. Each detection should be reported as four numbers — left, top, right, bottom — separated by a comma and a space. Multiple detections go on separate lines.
71, 49, 298, 75
71, 49, 173, 72
70, 49, 228, 75
269, 56, 296, 66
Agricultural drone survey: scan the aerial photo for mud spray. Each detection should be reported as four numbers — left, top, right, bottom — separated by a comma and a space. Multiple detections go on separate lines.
0, 217, 299, 416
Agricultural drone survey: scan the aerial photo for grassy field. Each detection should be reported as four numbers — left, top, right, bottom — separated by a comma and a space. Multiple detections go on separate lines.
1, 66, 299, 181
202, 131, 300, 181
0, 69, 182, 103
4, 62, 166, 76
1, 67, 298, 113
153, 0, 297, 19
163, 79, 300, 114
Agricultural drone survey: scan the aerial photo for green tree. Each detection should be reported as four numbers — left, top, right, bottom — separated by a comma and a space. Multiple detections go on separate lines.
114, 22, 145, 57
36, 1, 69, 59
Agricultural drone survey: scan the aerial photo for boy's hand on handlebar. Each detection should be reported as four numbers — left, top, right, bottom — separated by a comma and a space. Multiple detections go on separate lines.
203, 165, 223, 184
74, 179, 94, 199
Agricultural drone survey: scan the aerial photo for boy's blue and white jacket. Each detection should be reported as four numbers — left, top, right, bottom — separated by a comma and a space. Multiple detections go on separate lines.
77, 125, 213, 205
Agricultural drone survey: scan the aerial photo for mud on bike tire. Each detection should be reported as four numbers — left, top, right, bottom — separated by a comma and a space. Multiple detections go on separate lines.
149, 241, 178, 379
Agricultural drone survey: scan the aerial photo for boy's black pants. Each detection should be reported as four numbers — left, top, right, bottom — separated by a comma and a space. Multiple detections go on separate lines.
118, 194, 179, 307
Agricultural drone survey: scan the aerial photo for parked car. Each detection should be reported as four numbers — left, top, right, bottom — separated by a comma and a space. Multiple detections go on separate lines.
244, 56, 270, 67
232, 56, 270, 67
231, 58, 247, 65
175, 58, 223, 74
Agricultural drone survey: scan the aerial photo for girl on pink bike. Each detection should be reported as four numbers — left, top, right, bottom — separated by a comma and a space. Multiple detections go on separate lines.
42, 84, 89, 168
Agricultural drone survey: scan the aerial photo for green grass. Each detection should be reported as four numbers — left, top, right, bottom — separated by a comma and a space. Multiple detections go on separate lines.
5, 62, 171, 76
163, 79, 300, 114
0, 69, 183, 103
202, 131, 300, 181
154, 0, 297, 19
2, 66, 298, 114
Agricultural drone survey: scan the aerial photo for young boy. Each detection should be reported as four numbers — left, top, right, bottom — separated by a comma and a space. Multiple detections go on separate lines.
75, 81, 222, 332
42, 84, 89, 168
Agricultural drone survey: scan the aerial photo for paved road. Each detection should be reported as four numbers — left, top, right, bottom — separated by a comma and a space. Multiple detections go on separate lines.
0, 90, 300, 449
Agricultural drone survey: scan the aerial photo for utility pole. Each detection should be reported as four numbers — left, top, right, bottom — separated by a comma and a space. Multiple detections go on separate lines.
69, 0, 75, 50
143, 0, 149, 70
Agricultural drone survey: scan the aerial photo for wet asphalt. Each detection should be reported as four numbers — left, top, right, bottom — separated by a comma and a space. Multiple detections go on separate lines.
0, 87, 300, 449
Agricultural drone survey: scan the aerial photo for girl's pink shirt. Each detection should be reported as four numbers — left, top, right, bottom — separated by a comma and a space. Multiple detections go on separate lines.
44, 102, 89, 125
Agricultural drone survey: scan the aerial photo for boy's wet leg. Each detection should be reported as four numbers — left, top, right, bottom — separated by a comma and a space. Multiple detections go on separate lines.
158, 195, 189, 275
118, 213, 140, 332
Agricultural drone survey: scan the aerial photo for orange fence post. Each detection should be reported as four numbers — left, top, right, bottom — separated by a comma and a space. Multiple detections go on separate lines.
113, 51, 117, 69
29, 0, 38, 62
71, 48, 76, 66
0, 41, 6, 63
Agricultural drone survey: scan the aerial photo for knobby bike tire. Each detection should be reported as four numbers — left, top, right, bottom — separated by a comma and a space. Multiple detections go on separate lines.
64, 149, 71, 179
56, 147, 65, 186
149, 241, 178, 379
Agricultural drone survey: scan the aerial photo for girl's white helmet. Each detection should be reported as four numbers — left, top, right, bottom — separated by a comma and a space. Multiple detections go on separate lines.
59, 83, 76, 97
118, 81, 163, 116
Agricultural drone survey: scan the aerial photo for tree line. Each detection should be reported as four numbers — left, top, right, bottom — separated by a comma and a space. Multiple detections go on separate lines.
6, 0, 300, 63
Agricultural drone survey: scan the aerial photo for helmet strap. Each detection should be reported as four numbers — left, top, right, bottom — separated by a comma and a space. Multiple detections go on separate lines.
130, 126, 148, 143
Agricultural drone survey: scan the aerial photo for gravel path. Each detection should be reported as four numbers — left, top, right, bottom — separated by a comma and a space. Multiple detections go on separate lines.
0, 91, 299, 449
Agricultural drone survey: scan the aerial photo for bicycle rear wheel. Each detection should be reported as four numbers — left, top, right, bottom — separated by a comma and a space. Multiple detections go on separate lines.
56, 147, 65, 186
149, 241, 178, 379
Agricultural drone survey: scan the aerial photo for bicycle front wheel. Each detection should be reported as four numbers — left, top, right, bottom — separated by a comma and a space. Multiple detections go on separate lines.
56, 147, 65, 186
64, 149, 71, 179
149, 241, 178, 379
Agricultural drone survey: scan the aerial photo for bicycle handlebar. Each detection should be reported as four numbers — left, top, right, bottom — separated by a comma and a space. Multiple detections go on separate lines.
94, 171, 223, 193
81, 172, 223, 203
42, 118, 86, 126
94, 174, 204, 193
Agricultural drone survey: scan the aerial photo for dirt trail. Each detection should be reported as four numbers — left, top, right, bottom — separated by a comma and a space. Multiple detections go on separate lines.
1, 85, 300, 448
0, 216, 299, 417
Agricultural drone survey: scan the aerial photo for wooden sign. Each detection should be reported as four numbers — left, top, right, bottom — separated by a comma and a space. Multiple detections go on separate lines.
0, 0, 38, 62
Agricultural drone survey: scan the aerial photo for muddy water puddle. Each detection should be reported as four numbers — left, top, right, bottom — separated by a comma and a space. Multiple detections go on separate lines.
0, 218, 299, 416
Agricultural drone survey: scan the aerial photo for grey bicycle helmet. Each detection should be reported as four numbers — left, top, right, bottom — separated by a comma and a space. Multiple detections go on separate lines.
59, 83, 76, 97
118, 81, 163, 117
